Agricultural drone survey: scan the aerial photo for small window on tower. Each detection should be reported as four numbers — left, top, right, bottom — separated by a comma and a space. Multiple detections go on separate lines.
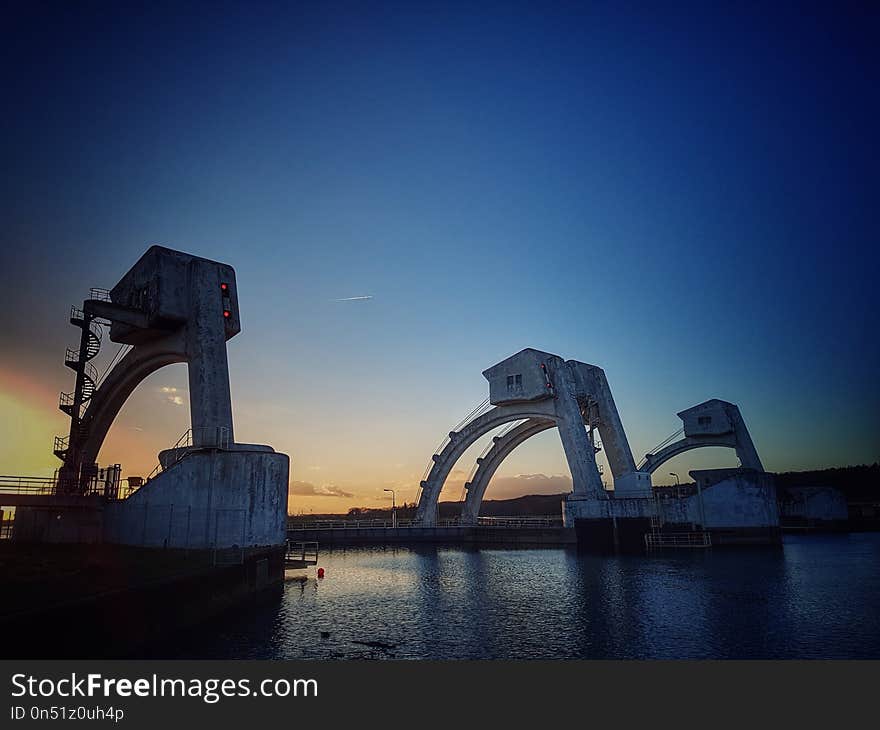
515, 374, 522, 387
507, 375, 515, 392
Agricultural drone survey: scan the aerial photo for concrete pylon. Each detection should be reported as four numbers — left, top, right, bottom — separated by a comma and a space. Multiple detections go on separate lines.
545, 357, 605, 498
52, 245, 290, 552
66, 246, 241, 467
185, 258, 235, 447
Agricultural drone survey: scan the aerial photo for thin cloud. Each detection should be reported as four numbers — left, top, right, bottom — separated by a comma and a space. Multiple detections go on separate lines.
289, 480, 354, 498
157, 385, 186, 406
332, 295, 374, 302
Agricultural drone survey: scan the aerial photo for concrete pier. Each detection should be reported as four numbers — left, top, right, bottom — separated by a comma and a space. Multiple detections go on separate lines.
565, 469, 781, 551
40, 246, 290, 558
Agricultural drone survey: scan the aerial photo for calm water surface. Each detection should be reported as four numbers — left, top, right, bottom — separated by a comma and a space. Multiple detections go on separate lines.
162, 533, 880, 659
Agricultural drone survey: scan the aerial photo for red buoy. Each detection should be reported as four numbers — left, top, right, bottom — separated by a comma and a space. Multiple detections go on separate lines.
317, 568, 325, 579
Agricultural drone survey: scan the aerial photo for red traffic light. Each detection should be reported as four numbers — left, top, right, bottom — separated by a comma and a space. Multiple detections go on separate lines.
223, 310, 231, 319
220, 282, 229, 292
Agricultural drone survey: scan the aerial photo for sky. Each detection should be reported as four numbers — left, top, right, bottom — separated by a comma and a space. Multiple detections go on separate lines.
1, 1, 878, 515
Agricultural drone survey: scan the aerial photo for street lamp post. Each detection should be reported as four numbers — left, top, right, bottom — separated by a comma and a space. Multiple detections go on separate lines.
384, 488, 397, 528
669, 472, 680, 486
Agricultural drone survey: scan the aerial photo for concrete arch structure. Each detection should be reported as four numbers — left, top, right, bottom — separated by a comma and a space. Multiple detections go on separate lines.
39, 245, 290, 554
79, 339, 186, 467
416, 354, 767, 531
415, 403, 562, 525
414, 349, 635, 525
639, 399, 763, 476
460, 417, 555, 524
640, 439, 743, 475
56, 246, 241, 489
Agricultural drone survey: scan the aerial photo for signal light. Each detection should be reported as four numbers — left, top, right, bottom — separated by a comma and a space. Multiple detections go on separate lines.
223, 310, 231, 319
220, 282, 229, 292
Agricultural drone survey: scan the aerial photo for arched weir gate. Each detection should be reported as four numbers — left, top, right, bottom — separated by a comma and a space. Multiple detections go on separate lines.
288, 352, 766, 544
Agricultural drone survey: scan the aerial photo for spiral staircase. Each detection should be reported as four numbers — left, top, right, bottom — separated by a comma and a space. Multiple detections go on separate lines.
53, 292, 109, 492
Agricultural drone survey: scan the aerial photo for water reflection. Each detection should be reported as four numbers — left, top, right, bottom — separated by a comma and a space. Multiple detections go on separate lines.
157, 534, 880, 659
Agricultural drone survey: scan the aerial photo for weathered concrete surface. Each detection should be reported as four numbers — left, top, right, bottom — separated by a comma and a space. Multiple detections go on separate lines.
104, 447, 289, 549
640, 399, 763, 475
564, 468, 780, 546
72, 246, 242, 471
184, 258, 236, 446
158, 442, 275, 470
419, 348, 680, 523
417, 349, 611, 525
567, 361, 638, 479
414, 398, 562, 525
483, 349, 603, 502
483, 347, 558, 405
45, 246, 293, 554
691, 469, 778, 529
10, 497, 104, 543
416, 349, 770, 530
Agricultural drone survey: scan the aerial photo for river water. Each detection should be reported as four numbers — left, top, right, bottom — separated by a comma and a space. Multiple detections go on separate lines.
161, 533, 880, 659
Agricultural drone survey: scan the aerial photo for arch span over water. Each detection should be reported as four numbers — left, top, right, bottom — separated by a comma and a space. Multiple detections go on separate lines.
414, 402, 562, 524
460, 418, 556, 524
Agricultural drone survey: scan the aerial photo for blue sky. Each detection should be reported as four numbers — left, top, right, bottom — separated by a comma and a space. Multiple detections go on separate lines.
1, 1, 877, 510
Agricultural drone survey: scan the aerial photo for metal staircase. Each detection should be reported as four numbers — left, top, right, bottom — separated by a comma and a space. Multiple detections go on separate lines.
53, 302, 104, 492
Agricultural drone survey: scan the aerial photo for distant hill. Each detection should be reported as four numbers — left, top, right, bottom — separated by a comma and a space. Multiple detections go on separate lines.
465, 493, 567, 517
289, 464, 879, 520
774, 464, 879, 501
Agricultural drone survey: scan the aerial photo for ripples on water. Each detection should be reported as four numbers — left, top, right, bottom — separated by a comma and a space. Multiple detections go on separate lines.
164, 533, 880, 659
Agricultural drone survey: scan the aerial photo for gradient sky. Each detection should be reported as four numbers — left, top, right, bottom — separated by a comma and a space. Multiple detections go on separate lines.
1, 1, 878, 514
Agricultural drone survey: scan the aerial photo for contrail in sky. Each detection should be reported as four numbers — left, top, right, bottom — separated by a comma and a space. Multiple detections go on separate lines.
332, 295, 374, 302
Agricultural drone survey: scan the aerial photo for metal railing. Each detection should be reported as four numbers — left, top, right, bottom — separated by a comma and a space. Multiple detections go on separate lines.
0, 473, 142, 501
288, 516, 564, 530
63, 347, 100, 376
286, 540, 319, 564
0, 476, 57, 495
476, 516, 564, 528
290, 518, 420, 530
644, 531, 712, 549
146, 426, 231, 480
89, 288, 112, 302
